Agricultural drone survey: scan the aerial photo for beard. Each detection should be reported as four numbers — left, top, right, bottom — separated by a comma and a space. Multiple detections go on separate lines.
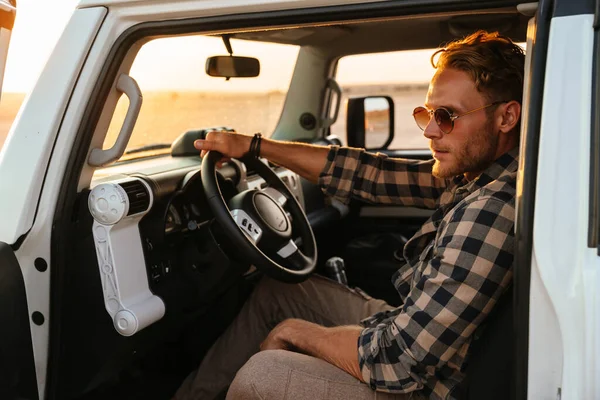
431, 119, 498, 179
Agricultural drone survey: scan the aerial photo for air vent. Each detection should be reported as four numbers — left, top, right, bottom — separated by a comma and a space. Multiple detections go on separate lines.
119, 179, 151, 216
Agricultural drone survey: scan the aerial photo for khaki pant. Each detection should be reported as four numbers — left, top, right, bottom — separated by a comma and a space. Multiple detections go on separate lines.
174, 275, 422, 400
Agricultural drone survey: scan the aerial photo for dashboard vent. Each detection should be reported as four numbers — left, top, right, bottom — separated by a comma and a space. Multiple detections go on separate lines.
119, 179, 151, 216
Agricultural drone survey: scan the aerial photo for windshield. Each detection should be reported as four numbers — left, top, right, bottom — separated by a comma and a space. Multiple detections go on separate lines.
331, 49, 435, 150
102, 35, 299, 160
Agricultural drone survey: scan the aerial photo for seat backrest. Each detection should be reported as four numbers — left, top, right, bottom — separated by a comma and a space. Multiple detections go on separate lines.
451, 286, 515, 400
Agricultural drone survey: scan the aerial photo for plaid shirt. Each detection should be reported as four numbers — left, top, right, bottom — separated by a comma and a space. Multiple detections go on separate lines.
318, 146, 518, 400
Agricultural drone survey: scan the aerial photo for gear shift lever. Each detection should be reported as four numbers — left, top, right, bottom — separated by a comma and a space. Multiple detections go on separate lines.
325, 256, 348, 286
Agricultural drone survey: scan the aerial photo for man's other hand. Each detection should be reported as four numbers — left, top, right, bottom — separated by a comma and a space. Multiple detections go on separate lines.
259, 318, 364, 381
260, 319, 297, 351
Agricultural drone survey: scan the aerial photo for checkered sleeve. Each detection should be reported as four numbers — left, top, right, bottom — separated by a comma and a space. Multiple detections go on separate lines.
318, 146, 448, 208
357, 196, 515, 394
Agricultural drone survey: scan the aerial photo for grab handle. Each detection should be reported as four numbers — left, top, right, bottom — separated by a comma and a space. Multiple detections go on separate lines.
88, 74, 143, 167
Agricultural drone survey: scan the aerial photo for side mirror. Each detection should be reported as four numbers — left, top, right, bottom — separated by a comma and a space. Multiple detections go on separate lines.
346, 96, 394, 150
205, 56, 260, 78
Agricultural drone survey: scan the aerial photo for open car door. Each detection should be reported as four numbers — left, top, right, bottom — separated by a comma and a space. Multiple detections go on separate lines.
0, 3, 39, 400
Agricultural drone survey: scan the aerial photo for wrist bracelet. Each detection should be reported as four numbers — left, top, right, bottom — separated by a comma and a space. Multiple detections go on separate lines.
255, 133, 262, 158
249, 133, 262, 158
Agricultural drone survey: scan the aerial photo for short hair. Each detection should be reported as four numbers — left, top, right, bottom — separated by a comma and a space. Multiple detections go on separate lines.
431, 30, 525, 105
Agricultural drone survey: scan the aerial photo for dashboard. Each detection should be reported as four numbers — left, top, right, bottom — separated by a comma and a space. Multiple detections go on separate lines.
88, 156, 307, 336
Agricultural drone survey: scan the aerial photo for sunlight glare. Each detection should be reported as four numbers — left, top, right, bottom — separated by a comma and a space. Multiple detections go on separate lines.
4, 0, 79, 93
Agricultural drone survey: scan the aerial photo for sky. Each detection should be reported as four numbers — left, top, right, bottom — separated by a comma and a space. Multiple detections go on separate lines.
3, 0, 435, 94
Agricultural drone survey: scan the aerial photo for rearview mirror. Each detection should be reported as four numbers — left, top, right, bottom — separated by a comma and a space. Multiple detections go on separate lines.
205, 56, 260, 78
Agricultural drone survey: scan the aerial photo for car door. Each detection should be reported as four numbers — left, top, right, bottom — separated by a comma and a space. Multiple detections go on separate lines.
525, 0, 599, 398
0, 2, 40, 400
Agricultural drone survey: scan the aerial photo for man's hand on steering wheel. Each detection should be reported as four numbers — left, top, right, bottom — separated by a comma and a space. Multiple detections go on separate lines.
194, 130, 253, 165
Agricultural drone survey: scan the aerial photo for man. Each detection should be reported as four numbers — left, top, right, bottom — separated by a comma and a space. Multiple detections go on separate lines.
175, 30, 524, 400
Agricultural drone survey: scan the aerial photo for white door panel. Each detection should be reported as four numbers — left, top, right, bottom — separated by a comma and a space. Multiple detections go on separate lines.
3, 8, 108, 399
529, 13, 596, 400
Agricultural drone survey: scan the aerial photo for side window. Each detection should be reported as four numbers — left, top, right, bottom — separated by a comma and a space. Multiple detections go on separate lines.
0, 93, 23, 150
330, 49, 436, 150
103, 35, 299, 160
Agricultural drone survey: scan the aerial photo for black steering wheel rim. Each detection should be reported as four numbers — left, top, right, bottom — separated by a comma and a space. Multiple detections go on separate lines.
201, 151, 317, 283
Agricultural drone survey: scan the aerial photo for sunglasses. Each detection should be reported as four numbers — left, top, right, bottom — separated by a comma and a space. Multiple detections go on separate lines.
413, 101, 506, 135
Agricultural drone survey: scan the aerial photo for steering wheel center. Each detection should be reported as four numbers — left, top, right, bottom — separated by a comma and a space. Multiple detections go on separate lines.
253, 192, 289, 233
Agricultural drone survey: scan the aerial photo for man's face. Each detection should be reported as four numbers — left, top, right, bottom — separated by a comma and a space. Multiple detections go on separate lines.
423, 68, 499, 179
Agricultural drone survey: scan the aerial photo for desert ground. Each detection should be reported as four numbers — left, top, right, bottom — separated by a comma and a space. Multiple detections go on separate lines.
0, 85, 428, 153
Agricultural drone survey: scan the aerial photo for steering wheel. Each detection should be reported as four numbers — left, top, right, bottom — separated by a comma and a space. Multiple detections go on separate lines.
201, 151, 317, 283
